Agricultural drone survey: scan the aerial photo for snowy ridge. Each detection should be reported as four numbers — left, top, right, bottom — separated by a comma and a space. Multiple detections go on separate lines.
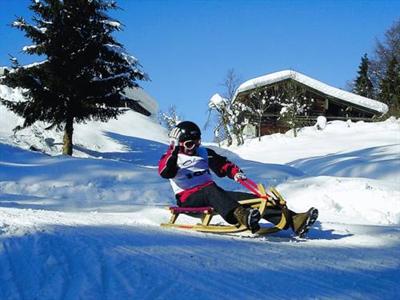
234, 70, 389, 114
0, 105, 167, 155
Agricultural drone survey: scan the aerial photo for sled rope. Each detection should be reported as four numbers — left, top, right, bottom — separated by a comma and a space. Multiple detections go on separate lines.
238, 178, 269, 199
238, 178, 289, 234
238, 178, 280, 206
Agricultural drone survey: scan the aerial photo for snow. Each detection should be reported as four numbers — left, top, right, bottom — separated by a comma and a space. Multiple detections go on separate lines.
105, 44, 136, 65
22, 45, 38, 52
0, 61, 48, 76
0, 81, 159, 153
12, 21, 24, 27
0, 97, 400, 298
0, 84, 27, 103
0, 104, 166, 155
101, 19, 121, 29
315, 115, 327, 130
233, 70, 389, 114
208, 93, 227, 108
34, 26, 47, 34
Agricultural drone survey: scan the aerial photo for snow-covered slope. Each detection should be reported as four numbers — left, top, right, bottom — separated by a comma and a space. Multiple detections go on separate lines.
0, 79, 162, 155
0, 104, 168, 156
230, 118, 400, 180
0, 112, 399, 299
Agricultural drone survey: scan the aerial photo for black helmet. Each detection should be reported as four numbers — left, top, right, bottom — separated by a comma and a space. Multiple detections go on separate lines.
175, 121, 201, 141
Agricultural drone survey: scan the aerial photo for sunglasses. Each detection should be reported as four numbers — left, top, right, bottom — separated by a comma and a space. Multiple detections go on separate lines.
181, 139, 200, 150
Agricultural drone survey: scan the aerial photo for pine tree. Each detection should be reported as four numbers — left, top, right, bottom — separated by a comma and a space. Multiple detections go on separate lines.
353, 53, 374, 99
0, 0, 147, 155
370, 19, 400, 90
378, 56, 400, 116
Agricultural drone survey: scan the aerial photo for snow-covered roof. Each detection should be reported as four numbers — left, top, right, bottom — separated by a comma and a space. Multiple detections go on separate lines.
233, 70, 388, 114
122, 86, 158, 117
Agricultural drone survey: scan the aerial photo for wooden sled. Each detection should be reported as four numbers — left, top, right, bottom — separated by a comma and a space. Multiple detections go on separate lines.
161, 183, 289, 235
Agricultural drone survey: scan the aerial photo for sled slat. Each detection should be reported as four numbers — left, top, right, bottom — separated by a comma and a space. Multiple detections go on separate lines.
161, 222, 248, 233
238, 199, 263, 206
270, 187, 287, 206
169, 206, 214, 214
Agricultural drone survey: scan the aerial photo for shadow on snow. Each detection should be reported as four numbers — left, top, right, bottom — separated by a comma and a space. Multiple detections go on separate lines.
288, 144, 400, 180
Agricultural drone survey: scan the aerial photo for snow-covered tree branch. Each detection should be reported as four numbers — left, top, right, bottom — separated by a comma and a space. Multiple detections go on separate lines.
158, 105, 182, 131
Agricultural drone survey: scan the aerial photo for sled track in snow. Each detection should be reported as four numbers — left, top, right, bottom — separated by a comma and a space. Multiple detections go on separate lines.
1, 223, 399, 299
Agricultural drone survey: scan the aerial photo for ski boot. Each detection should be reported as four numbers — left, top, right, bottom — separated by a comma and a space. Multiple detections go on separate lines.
292, 207, 319, 238
234, 206, 261, 233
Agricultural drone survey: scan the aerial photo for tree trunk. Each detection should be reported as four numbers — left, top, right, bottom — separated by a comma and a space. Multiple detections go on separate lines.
227, 134, 232, 146
224, 123, 232, 146
62, 117, 74, 156
236, 130, 243, 145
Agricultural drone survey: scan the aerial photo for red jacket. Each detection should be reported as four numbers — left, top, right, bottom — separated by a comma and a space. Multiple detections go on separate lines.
158, 145, 241, 202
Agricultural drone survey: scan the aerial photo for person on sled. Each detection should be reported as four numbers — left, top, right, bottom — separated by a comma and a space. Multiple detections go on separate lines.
158, 121, 318, 236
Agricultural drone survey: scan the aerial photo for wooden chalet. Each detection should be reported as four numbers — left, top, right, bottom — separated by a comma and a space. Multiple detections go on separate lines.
233, 70, 388, 136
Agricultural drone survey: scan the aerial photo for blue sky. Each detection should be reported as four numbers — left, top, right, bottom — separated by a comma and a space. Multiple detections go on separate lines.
0, 0, 399, 141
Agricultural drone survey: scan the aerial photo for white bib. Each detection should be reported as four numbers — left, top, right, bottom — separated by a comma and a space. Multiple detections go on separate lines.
169, 147, 213, 194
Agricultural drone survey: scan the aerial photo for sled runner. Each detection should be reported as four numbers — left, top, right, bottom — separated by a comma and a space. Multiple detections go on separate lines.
161, 181, 290, 235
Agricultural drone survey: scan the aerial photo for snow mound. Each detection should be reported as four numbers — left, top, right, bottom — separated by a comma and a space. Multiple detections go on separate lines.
279, 176, 400, 225
230, 118, 400, 181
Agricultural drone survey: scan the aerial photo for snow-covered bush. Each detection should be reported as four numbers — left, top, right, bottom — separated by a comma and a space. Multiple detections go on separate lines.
208, 93, 251, 146
315, 116, 327, 130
